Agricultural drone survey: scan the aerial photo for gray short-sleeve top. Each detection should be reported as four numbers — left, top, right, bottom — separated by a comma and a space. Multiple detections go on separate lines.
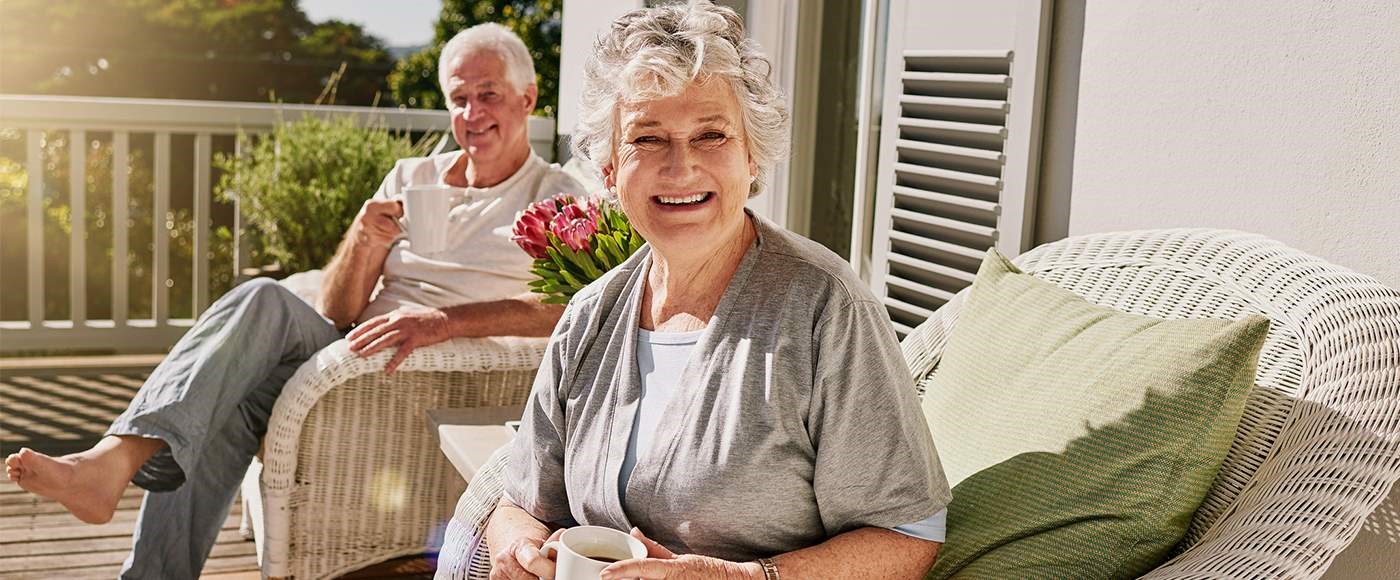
503, 211, 952, 561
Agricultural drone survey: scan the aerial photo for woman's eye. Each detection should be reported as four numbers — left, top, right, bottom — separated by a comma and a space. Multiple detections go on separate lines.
633, 136, 662, 144
694, 132, 727, 146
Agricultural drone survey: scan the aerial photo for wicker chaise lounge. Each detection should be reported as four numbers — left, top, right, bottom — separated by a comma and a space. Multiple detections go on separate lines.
434, 229, 1400, 579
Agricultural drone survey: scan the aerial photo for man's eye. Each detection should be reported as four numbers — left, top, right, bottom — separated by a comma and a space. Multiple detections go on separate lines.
632, 136, 662, 144
482, 92, 499, 100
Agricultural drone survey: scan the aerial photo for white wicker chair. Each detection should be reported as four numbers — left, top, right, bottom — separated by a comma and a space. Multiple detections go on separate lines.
240, 334, 548, 579
433, 229, 1400, 579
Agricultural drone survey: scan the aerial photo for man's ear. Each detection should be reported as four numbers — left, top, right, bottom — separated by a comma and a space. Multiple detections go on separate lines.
523, 84, 538, 114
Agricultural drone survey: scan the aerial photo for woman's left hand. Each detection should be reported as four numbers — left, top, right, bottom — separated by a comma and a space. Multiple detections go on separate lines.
599, 528, 761, 580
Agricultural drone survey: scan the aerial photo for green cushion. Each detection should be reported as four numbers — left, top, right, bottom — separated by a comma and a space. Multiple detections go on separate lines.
922, 249, 1270, 579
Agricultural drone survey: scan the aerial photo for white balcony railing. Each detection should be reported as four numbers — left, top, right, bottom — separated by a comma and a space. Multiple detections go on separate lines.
0, 94, 556, 354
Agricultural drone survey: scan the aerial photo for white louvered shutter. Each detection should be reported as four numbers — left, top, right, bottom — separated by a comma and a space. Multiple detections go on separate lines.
868, 0, 1053, 337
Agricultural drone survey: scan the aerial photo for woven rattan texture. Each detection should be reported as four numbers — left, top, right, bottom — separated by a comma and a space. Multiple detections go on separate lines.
242, 335, 548, 579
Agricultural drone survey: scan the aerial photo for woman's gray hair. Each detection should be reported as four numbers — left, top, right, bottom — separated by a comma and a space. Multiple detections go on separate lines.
438, 23, 536, 95
572, 1, 790, 197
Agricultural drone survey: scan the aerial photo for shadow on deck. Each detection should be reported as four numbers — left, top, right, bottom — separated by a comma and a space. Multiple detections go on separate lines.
0, 360, 435, 579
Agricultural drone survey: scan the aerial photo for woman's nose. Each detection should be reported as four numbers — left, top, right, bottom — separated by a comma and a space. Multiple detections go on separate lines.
660, 142, 698, 178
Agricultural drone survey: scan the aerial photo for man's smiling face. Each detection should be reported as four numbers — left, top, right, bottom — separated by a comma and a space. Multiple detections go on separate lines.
441, 50, 536, 164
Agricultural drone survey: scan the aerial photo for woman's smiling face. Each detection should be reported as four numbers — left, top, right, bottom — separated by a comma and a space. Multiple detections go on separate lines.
606, 77, 757, 252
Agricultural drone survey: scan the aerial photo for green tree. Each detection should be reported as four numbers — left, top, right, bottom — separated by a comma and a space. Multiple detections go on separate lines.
0, 0, 395, 105
388, 0, 562, 116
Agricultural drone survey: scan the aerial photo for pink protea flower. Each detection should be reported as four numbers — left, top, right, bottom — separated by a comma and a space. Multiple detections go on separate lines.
511, 198, 560, 259
551, 208, 598, 253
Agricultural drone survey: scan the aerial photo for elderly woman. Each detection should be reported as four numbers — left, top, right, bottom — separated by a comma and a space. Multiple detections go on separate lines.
483, 3, 951, 579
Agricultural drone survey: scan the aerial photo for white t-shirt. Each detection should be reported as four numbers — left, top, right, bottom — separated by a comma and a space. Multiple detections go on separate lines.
358, 151, 585, 322
621, 328, 948, 543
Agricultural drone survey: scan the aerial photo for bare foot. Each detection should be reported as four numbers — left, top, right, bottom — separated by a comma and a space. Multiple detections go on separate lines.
5, 447, 132, 524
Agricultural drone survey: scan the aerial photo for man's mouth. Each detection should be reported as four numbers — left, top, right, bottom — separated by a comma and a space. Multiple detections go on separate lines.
466, 125, 497, 137
653, 192, 714, 207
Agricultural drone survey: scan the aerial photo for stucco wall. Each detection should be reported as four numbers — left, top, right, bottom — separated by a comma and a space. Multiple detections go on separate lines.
1065, 1, 1400, 290
1058, 2, 1400, 576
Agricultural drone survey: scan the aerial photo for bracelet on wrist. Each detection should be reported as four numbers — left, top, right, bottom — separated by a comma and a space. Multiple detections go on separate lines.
755, 557, 779, 580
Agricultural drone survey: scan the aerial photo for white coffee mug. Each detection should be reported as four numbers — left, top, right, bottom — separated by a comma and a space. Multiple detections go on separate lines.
541, 525, 647, 580
401, 184, 467, 254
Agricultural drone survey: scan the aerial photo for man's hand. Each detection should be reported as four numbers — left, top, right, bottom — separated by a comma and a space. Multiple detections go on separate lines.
600, 528, 761, 580
351, 198, 404, 249
490, 528, 565, 580
347, 306, 454, 373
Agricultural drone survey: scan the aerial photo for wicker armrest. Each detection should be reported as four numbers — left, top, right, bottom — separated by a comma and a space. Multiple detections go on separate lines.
252, 335, 548, 578
438, 445, 515, 580
260, 336, 549, 492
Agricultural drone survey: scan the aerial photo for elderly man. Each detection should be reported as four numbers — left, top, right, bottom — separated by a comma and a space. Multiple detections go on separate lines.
4, 23, 579, 579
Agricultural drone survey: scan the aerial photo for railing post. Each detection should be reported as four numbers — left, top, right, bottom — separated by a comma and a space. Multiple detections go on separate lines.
153, 132, 170, 326
232, 136, 250, 281
69, 130, 87, 326
26, 130, 44, 326
193, 132, 211, 315
112, 132, 129, 327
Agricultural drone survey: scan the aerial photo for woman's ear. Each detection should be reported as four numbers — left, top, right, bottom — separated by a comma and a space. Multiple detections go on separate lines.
601, 163, 616, 191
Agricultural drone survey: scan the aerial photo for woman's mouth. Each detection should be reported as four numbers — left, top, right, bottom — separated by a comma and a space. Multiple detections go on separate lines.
652, 191, 713, 209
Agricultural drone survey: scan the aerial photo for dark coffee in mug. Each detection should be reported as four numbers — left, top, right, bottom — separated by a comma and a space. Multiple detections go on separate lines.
579, 549, 624, 563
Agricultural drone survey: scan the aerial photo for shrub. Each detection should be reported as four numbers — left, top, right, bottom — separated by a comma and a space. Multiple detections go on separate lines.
214, 115, 437, 273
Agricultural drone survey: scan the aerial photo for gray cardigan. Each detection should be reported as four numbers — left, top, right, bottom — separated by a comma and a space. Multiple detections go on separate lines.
503, 212, 951, 561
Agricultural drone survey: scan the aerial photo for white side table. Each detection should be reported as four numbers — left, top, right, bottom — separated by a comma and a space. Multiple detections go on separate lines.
428, 406, 523, 481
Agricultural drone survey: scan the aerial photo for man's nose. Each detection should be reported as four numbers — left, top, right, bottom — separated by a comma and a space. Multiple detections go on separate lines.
461, 102, 486, 122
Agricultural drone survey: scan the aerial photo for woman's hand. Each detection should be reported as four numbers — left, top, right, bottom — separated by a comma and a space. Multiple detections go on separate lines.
600, 528, 761, 580
347, 306, 454, 373
491, 527, 566, 580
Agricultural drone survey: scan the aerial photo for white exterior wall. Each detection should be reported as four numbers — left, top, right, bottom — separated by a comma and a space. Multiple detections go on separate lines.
1062, 3, 1400, 575
1066, 1, 1400, 290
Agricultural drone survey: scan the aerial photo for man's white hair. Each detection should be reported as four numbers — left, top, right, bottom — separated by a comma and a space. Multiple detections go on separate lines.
438, 23, 536, 95
572, 1, 790, 197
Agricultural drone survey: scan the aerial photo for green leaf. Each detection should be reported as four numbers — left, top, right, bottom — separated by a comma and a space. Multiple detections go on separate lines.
553, 239, 604, 280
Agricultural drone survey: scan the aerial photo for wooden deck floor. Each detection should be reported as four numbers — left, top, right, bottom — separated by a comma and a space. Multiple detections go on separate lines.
0, 479, 258, 578
0, 365, 434, 579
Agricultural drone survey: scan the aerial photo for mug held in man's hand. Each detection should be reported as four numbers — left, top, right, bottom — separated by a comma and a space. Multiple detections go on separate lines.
402, 184, 467, 255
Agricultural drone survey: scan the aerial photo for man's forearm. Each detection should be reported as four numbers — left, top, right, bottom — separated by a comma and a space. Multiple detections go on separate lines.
440, 294, 564, 338
319, 235, 390, 329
